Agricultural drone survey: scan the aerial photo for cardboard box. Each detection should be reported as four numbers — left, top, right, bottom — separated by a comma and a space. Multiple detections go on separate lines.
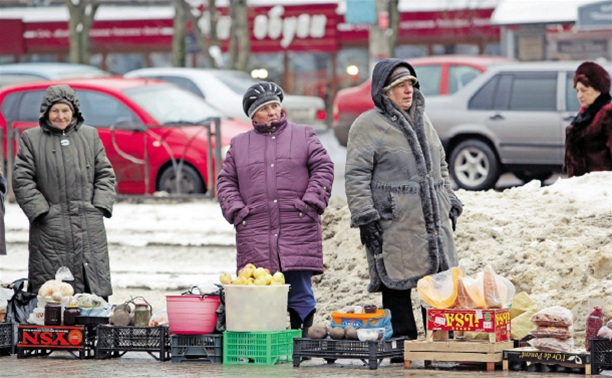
426, 308, 511, 342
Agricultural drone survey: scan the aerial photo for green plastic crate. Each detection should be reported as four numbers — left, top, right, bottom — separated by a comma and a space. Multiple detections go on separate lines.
223, 329, 301, 365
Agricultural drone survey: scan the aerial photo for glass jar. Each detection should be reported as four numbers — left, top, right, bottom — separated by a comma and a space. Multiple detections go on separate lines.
44, 303, 62, 326
133, 303, 151, 327
63, 307, 81, 326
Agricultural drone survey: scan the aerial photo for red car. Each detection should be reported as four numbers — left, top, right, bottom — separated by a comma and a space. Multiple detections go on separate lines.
331, 55, 515, 146
0, 77, 252, 195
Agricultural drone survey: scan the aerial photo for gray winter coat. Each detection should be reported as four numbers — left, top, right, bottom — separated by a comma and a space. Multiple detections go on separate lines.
12, 85, 116, 296
345, 59, 462, 292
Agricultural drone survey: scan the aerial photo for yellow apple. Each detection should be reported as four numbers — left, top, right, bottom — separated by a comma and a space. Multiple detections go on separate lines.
219, 272, 233, 285
253, 275, 268, 285
272, 271, 285, 285
244, 263, 256, 271
232, 276, 248, 285
253, 267, 267, 279
264, 273, 273, 285
238, 267, 252, 279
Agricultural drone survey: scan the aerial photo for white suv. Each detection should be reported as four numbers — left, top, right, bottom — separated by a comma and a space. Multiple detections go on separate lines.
426, 61, 610, 190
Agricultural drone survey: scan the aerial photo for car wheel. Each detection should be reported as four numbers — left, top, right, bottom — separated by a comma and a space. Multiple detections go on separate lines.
513, 170, 553, 183
449, 140, 500, 191
157, 164, 205, 194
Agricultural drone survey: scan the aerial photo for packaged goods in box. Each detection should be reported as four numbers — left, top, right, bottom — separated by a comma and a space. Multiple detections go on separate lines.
427, 308, 511, 342
166, 295, 220, 335
224, 284, 289, 332
170, 334, 222, 363
223, 329, 300, 365
331, 309, 386, 328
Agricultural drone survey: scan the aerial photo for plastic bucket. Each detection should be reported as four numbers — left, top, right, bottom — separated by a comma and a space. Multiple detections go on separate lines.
166, 295, 220, 335
224, 284, 290, 332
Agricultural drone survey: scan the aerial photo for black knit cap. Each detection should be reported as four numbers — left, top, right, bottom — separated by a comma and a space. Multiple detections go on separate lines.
242, 82, 284, 118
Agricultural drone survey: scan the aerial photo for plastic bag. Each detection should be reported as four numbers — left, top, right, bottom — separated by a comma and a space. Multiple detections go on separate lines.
483, 265, 502, 308
585, 306, 604, 351
416, 267, 464, 309
5, 278, 38, 324
148, 307, 169, 327
597, 326, 612, 340
54, 266, 74, 282
530, 306, 573, 327
528, 337, 574, 352
456, 275, 485, 309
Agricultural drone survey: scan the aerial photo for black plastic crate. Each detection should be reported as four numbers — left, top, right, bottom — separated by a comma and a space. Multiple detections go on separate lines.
170, 334, 222, 363
592, 337, 612, 374
95, 325, 170, 361
293, 337, 408, 370
0, 323, 13, 355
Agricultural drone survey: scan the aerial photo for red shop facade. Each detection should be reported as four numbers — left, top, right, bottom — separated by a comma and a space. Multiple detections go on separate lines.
0, 3, 500, 99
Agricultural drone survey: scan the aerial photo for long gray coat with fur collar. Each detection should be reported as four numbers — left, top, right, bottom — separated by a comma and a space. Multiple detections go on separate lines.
345, 59, 462, 292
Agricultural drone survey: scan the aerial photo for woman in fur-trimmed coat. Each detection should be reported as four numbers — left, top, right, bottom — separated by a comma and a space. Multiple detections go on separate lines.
565, 61, 612, 177
345, 58, 462, 341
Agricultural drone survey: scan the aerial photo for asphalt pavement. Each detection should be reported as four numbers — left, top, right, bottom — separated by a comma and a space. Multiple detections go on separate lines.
0, 350, 598, 378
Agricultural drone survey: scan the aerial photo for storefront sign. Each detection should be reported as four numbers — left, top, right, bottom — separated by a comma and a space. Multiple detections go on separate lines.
197, 4, 339, 53
18, 325, 85, 349
578, 0, 612, 30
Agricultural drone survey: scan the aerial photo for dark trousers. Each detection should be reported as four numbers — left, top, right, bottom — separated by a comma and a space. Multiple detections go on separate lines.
381, 285, 427, 340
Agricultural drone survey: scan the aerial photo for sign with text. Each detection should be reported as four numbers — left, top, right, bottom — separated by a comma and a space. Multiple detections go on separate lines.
18, 325, 85, 349
427, 308, 511, 342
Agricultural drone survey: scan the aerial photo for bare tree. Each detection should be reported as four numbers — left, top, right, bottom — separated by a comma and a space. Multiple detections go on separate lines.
172, 0, 187, 66
227, 0, 249, 71
66, 0, 100, 64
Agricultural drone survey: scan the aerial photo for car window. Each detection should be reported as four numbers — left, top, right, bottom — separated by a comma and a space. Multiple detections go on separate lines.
76, 90, 142, 128
151, 75, 205, 98
565, 71, 581, 112
0, 74, 45, 88
449, 66, 481, 94
213, 71, 259, 94
16, 90, 45, 122
124, 83, 224, 124
507, 73, 557, 111
468, 76, 499, 110
414, 65, 441, 96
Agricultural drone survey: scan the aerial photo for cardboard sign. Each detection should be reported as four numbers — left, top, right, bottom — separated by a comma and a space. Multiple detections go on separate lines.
18, 325, 85, 349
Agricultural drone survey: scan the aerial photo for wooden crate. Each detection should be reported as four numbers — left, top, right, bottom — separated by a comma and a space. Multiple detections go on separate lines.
503, 347, 592, 375
404, 339, 513, 371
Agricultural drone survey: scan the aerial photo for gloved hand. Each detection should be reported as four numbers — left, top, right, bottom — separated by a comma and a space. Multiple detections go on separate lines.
449, 207, 460, 231
359, 221, 383, 252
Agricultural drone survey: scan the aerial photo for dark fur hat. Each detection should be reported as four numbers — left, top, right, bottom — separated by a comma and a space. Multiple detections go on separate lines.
573, 61, 611, 94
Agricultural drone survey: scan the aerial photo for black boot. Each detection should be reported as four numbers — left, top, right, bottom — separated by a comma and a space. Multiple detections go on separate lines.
302, 309, 316, 338
288, 308, 302, 330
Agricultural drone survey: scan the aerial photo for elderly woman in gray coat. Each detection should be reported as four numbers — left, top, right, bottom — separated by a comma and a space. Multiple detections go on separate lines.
12, 84, 116, 298
345, 58, 462, 344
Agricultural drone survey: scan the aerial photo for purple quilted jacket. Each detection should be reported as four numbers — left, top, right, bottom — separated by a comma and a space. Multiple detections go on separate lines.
217, 114, 334, 275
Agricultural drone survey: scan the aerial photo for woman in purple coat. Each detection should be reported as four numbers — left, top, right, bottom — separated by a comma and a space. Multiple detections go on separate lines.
217, 82, 334, 336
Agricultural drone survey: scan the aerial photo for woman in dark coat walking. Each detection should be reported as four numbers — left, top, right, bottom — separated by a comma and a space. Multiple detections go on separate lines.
217, 82, 334, 336
345, 59, 462, 345
565, 61, 612, 177
12, 84, 116, 297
